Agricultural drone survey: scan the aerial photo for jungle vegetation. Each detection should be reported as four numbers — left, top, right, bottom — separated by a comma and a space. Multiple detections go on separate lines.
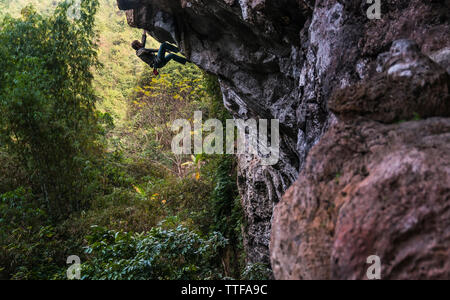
0, 0, 272, 280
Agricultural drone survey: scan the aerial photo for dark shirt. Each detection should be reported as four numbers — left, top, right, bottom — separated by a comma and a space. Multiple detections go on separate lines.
136, 48, 158, 67
136, 33, 159, 68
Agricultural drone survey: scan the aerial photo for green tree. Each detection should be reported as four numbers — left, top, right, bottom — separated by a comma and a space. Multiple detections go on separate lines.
81, 221, 228, 280
0, 0, 102, 218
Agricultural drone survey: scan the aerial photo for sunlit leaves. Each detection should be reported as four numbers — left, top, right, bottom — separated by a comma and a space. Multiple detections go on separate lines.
0, 0, 102, 218
81, 222, 228, 280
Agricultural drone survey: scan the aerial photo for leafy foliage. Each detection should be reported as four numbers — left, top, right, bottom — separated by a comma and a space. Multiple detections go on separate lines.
0, 0, 102, 218
82, 222, 228, 280
0, 0, 144, 124
0, 0, 248, 281
210, 157, 243, 278
126, 62, 214, 178
0, 188, 62, 279
241, 263, 272, 280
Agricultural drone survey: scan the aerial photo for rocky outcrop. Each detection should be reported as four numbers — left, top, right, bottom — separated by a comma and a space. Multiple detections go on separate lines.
271, 43, 450, 279
272, 116, 450, 280
116, 0, 450, 272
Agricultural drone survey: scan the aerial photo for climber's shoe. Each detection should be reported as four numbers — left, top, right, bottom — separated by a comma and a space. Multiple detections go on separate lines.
153, 68, 159, 76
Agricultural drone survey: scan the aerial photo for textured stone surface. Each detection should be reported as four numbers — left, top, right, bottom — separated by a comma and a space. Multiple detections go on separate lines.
431, 47, 450, 74
330, 40, 450, 124
270, 42, 450, 279
117, 0, 450, 267
271, 117, 450, 280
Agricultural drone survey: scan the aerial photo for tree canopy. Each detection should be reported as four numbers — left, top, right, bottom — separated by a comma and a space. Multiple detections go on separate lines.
0, 0, 102, 217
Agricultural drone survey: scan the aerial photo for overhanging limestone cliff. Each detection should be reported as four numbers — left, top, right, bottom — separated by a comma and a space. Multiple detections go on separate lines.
116, 0, 450, 273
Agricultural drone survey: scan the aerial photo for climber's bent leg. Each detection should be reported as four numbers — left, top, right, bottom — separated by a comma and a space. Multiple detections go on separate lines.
165, 54, 187, 65
157, 42, 180, 61
161, 42, 180, 53
157, 44, 167, 61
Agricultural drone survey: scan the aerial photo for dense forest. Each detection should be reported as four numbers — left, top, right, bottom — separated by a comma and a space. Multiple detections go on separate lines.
0, 0, 271, 280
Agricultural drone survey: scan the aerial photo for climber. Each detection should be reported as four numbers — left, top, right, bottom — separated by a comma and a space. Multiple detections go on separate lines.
132, 32, 187, 75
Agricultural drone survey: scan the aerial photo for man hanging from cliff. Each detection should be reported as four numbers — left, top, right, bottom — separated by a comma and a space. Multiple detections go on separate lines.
132, 32, 187, 75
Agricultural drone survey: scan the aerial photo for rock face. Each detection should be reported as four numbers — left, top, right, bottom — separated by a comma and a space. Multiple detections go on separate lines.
271, 46, 450, 279
116, 0, 450, 272
272, 117, 450, 280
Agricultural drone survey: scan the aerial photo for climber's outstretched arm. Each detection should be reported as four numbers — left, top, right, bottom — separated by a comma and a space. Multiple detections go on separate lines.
141, 32, 158, 53
141, 32, 147, 48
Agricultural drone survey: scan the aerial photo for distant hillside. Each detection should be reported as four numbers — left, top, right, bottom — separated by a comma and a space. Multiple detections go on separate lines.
0, 0, 158, 123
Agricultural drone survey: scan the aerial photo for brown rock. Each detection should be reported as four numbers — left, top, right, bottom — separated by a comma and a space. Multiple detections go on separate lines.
271, 117, 450, 279
271, 40, 450, 279
430, 47, 450, 74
